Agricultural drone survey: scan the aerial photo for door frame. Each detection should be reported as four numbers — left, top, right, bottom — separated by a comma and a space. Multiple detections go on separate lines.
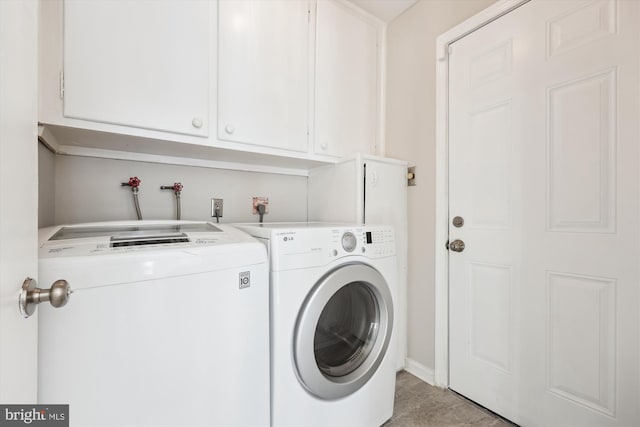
433, 0, 529, 388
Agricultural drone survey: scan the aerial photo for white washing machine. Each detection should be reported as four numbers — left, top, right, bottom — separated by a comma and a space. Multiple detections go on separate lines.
235, 223, 397, 427
36, 221, 270, 427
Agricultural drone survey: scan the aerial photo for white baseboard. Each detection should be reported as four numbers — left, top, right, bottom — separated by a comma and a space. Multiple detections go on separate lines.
404, 358, 435, 386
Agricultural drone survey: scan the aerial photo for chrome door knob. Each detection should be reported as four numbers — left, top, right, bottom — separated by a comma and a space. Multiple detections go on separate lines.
19, 277, 72, 318
449, 239, 465, 252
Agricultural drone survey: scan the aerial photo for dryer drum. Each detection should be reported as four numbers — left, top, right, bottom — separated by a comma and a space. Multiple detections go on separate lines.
314, 281, 380, 378
294, 262, 394, 400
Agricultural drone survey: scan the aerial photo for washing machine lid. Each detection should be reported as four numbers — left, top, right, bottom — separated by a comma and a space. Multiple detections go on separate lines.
294, 262, 394, 400
39, 221, 253, 257
38, 221, 267, 290
48, 222, 220, 242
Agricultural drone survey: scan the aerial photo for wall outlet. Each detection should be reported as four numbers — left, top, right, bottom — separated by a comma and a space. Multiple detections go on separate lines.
252, 197, 269, 214
211, 198, 223, 217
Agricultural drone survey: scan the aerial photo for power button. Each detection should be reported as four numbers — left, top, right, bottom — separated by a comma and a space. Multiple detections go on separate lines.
341, 232, 357, 252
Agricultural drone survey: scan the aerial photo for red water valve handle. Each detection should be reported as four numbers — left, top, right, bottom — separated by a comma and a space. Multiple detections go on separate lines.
128, 177, 141, 188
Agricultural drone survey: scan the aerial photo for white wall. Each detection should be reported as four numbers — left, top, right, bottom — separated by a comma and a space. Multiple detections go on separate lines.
385, 0, 495, 375
50, 155, 308, 225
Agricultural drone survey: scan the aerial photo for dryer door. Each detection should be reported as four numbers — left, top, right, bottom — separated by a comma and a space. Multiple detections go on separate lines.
294, 262, 394, 400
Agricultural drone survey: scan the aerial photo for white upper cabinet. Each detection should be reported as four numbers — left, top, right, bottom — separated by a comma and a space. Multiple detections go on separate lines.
314, 0, 379, 157
63, 0, 210, 137
39, 0, 383, 171
217, 0, 310, 152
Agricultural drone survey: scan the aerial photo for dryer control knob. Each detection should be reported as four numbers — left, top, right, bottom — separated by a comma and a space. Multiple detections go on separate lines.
341, 232, 357, 253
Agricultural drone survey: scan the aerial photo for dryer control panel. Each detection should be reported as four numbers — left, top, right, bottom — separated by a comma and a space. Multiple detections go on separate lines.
341, 232, 357, 252
361, 227, 395, 257
336, 226, 394, 257
240, 223, 395, 271
329, 226, 394, 259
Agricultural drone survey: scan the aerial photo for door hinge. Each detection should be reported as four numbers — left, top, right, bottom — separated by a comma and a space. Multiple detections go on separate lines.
59, 71, 64, 100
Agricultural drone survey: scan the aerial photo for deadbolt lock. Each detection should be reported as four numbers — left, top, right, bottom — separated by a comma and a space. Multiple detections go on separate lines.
452, 216, 464, 228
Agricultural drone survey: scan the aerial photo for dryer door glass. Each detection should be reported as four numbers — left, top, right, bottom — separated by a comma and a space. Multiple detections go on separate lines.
314, 282, 379, 377
294, 262, 394, 400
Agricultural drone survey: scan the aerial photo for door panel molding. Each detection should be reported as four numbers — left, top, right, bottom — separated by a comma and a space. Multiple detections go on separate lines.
546, 0, 617, 59
546, 271, 617, 417
546, 68, 617, 233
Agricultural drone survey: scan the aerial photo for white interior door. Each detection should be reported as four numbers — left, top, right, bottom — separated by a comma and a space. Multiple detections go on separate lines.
0, 0, 39, 402
449, 0, 639, 425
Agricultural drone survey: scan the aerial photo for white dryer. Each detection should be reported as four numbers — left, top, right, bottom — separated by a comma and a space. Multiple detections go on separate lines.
37, 221, 270, 427
235, 223, 397, 427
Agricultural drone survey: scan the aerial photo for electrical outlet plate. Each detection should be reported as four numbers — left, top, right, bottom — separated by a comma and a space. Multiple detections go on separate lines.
211, 198, 223, 217
252, 197, 269, 214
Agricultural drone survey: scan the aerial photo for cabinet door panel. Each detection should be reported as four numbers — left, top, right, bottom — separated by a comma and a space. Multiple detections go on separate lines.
63, 0, 210, 137
218, 0, 309, 152
315, 0, 378, 157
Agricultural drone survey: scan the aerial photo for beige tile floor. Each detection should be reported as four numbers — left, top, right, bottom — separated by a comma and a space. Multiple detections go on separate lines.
383, 371, 517, 427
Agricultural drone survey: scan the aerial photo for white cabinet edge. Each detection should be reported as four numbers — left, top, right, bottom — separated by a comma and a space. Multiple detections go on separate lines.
54, 145, 314, 177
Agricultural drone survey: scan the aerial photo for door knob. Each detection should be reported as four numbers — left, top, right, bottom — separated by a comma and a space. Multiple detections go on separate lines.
19, 277, 72, 318
449, 239, 465, 252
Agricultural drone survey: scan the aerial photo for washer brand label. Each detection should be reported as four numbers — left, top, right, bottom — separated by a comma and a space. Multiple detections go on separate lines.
239, 271, 251, 289
1, 405, 68, 426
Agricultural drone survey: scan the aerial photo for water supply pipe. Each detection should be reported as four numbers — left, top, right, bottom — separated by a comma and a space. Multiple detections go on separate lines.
161, 182, 183, 220
121, 177, 143, 220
